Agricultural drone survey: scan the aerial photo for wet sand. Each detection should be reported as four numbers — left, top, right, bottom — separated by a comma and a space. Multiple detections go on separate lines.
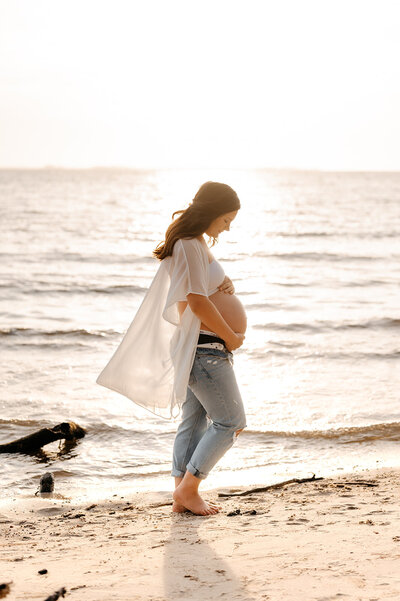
1, 466, 400, 600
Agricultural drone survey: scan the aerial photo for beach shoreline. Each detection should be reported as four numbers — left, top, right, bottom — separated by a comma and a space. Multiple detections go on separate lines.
2, 465, 400, 600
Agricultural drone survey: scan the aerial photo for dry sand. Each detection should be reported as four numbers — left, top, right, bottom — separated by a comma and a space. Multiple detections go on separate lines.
1, 466, 400, 600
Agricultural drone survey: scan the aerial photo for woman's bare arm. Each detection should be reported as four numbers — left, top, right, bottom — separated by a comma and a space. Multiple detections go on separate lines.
187, 294, 244, 350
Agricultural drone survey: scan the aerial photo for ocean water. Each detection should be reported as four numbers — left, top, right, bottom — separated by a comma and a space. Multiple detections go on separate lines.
1, 167, 399, 503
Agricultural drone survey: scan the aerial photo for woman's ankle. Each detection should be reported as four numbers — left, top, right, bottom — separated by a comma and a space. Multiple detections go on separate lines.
174, 476, 183, 488
180, 470, 202, 491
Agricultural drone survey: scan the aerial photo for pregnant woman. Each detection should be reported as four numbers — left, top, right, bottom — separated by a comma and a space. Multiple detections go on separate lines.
161, 183, 247, 516
96, 181, 247, 517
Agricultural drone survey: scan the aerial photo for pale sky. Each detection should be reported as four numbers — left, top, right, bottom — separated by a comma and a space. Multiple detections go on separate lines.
0, 0, 399, 170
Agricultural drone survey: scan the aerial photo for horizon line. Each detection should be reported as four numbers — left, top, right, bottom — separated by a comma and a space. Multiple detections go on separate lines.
0, 165, 399, 174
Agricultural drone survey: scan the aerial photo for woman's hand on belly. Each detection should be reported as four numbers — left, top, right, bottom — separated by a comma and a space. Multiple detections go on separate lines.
218, 275, 235, 295
225, 332, 245, 352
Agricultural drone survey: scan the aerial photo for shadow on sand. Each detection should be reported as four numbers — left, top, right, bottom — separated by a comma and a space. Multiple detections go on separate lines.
162, 511, 256, 600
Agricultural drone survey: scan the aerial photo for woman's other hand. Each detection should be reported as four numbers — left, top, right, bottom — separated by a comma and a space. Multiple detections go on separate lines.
218, 276, 235, 295
225, 332, 245, 352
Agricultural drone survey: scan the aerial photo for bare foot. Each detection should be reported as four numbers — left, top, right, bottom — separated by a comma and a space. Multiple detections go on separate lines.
172, 500, 189, 513
172, 499, 221, 513
173, 485, 220, 516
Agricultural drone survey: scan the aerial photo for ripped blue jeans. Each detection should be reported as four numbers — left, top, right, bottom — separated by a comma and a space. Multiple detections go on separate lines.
171, 347, 247, 480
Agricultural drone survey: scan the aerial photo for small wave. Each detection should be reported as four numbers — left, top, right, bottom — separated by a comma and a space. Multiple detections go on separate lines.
342, 279, 394, 287
268, 340, 304, 348
0, 252, 158, 265
253, 251, 390, 262
127, 469, 172, 479
5, 341, 94, 350
275, 231, 331, 238
274, 231, 400, 239
243, 421, 400, 444
4, 283, 147, 295
0, 418, 47, 428
298, 350, 400, 360
73, 422, 176, 440
0, 327, 121, 338
254, 317, 400, 332
247, 349, 400, 360
273, 281, 312, 287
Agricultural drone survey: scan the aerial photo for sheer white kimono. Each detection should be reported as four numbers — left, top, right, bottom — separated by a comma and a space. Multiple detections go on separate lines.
96, 237, 212, 420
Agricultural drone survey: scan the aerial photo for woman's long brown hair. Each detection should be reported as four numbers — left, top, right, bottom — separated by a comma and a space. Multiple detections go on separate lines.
153, 181, 240, 261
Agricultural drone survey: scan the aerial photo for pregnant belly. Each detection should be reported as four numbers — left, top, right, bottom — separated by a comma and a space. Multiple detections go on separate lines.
200, 290, 247, 334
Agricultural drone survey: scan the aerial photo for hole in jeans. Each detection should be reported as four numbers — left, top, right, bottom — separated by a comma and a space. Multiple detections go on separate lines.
232, 428, 244, 443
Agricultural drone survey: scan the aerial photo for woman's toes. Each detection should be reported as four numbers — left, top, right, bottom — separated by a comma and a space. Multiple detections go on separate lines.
207, 500, 222, 509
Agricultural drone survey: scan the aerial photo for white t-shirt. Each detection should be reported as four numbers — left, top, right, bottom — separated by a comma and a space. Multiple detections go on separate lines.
96, 236, 213, 420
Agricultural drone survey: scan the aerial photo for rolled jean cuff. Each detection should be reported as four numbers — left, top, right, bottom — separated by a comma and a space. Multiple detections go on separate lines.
186, 460, 208, 480
171, 468, 186, 478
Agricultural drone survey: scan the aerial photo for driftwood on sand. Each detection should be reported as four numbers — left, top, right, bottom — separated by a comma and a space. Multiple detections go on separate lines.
0, 421, 86, 454
217, 473, 324, 497
217, 473, 379, 497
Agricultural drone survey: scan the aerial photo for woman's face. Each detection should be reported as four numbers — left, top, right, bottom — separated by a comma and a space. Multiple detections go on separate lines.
205, 210, 238, 239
